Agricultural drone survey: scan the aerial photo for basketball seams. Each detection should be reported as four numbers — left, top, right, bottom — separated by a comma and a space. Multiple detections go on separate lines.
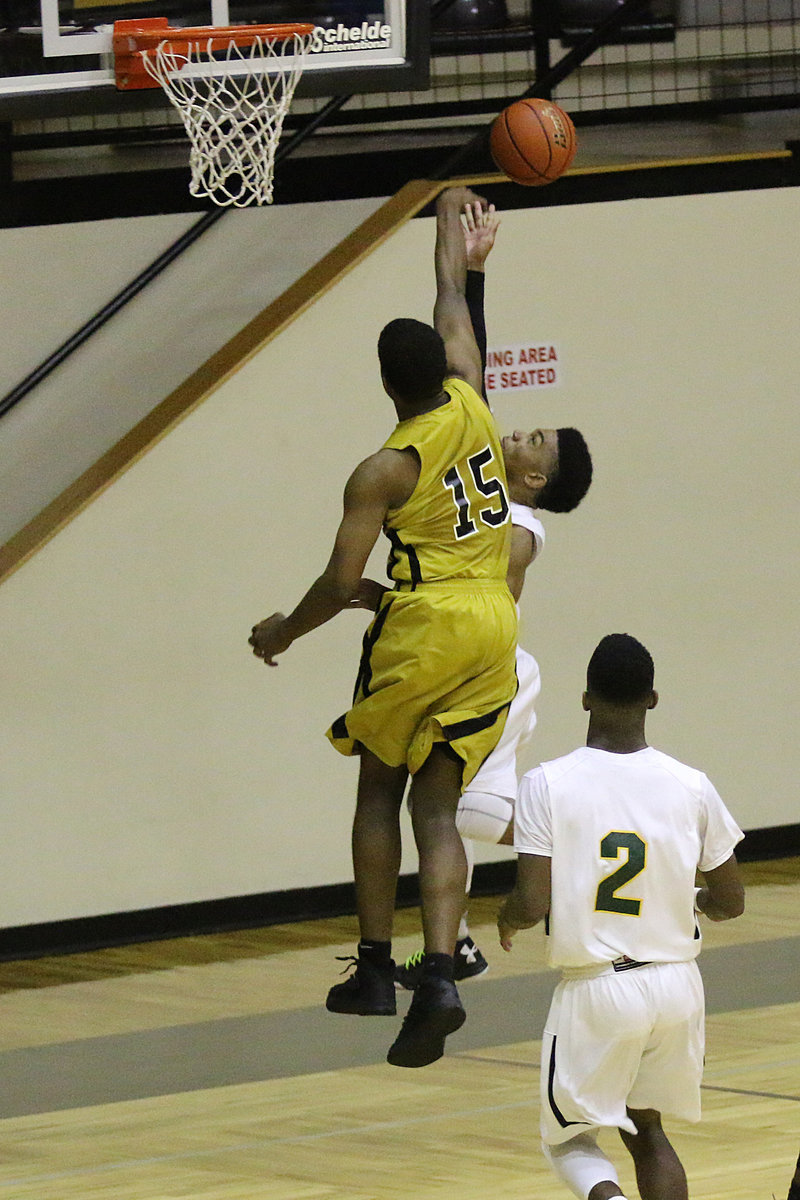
503, 108, 549, 183
520, 98, 554, 178
561, 112, 577, 173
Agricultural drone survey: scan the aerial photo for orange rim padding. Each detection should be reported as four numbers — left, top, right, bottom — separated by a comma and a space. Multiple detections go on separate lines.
113, 18, 315, 90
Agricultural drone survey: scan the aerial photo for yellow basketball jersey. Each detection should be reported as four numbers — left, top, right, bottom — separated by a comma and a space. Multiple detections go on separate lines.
382, 376, 511, 586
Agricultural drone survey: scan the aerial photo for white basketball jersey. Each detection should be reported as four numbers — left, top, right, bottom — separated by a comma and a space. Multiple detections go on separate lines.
515, 745, 743, 968
508, 500, 545, 558
465, 502, 544, 799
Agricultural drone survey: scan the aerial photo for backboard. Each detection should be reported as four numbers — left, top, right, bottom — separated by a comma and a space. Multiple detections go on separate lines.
0, 0, 429, 117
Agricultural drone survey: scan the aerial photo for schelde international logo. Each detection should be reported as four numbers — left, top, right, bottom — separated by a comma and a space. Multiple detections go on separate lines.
309, 20, 393, 53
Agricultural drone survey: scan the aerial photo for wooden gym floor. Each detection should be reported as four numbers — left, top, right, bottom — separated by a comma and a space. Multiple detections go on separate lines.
0, 857, 797, 1200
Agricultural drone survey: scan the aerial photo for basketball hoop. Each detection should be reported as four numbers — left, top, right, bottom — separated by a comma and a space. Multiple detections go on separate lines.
113, 19, 315, 207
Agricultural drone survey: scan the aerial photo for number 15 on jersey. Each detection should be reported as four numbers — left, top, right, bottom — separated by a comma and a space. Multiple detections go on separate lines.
443, 445, 510, 539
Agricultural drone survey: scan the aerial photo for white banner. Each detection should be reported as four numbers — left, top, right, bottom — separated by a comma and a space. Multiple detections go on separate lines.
485, 342, 561, 396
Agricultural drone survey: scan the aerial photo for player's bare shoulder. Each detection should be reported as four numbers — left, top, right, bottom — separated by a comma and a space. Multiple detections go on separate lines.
346, 446, 420, 511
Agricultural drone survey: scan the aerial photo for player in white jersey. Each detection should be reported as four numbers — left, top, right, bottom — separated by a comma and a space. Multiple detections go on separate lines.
459, 499, 544, 834
498, 633, 745, 1200
786, 1151, 800, 1200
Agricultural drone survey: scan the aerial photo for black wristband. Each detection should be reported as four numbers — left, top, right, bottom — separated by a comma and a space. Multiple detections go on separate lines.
465, 269, 487, 382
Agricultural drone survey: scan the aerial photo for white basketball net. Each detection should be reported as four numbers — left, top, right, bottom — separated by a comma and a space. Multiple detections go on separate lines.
143, 31, 312, 207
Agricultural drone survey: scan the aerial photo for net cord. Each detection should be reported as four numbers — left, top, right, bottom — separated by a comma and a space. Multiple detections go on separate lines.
142, 32, 312, 207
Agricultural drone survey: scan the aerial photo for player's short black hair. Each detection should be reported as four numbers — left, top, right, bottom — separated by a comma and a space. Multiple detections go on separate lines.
587, 634, 655, 704
537, 427, 593, 513
378, 318, 447, 405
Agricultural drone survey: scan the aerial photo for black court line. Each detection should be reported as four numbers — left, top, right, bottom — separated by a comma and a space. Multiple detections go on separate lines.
456, 1053, 541, 1069
701, 1084, 800, 1103
449, 1061, 800, 1106
0, 936, 796, 1119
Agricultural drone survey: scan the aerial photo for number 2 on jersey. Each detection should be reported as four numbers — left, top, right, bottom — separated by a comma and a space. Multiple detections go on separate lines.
443, 446, 509, 539
595, 831, 646, 916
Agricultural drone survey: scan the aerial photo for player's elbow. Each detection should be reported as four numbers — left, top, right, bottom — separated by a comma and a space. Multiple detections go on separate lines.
707, 885, 745, 921
701, 856, 745, 921
514, 894, 548, 929
318, 571, 358, 609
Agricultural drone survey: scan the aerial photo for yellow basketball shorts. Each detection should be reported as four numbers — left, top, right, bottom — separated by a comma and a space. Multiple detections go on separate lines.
326, 580, 518, 789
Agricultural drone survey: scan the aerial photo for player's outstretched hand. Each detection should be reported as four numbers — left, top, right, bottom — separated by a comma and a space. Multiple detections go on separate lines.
249, 612, 292, 666
464, 201, 500, 270
437, 185, 488, 215
497, 911, 517, 952
350, 578, 388, 612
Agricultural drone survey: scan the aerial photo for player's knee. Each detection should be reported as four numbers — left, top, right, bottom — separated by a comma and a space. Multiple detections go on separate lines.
620, 1107, 665, 1155
411, 796, 460, 842
625, 1106, 663, 1134
455, 789, 513, 843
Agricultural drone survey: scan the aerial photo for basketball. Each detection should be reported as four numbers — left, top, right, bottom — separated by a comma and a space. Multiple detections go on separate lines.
490, 98, 577, 186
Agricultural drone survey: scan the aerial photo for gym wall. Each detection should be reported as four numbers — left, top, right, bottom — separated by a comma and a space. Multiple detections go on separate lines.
0, 180, 797, 931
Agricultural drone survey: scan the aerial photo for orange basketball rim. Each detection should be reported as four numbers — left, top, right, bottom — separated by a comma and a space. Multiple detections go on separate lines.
113, 18, 315, 91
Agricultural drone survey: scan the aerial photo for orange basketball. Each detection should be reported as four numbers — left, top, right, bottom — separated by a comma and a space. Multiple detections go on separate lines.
490, 98, 577, 186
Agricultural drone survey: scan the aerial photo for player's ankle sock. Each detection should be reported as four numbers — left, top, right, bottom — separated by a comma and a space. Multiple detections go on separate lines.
421, 952, 455, 982
457, 913, 470, 940
358, 939, 392, 966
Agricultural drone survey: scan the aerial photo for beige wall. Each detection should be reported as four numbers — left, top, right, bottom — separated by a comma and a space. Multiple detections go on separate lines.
1, 185, 797, 926
0, 198, 385, 545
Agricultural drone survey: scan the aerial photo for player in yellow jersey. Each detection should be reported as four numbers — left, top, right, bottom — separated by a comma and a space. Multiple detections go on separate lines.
394, 201, 593, 989
250, 186, 522, 1067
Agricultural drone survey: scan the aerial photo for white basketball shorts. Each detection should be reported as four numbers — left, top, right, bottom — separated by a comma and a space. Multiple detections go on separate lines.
540, 959, 705, 1145
464, 644, 541, 801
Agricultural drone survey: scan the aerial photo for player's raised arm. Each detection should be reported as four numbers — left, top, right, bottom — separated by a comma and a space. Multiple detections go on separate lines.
249, 449, 415, 665
433, 186, 485, 397
464, 200, 500, 396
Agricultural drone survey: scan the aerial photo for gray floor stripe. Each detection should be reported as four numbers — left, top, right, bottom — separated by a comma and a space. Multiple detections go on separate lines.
0, 936, 796, 1118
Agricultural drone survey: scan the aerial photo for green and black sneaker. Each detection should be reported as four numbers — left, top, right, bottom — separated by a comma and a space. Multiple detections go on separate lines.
394, 937, 488, 990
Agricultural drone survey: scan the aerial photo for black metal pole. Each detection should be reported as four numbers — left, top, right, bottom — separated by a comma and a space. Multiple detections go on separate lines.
0, 208, 226, 421
0, 104, 351, 421
531, 23, 552, 100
